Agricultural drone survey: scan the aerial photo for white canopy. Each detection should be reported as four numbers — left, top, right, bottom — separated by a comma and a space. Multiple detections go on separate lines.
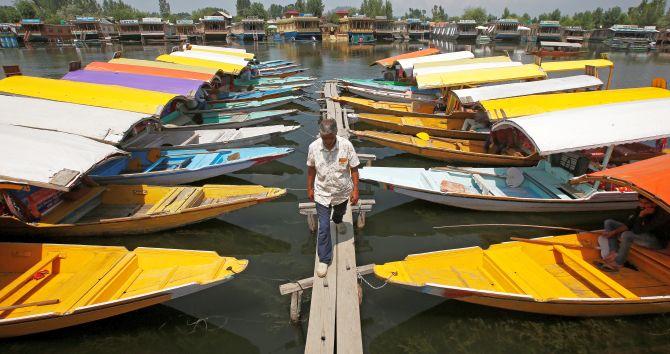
452, 75, 604, 105
540, 41, 582, 48
0, 125, 124, 190
397, 51, 474, 75
413, 62, 521, 77
491, 98, 670, 156
0, 95, 157, 146
170, 50, 249, 67
184, 44, 246, 53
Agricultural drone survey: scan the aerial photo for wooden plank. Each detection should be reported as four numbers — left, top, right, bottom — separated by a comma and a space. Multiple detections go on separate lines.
335, 204, 363, 354
304, 221, 337, 353
279, 264, 374, 295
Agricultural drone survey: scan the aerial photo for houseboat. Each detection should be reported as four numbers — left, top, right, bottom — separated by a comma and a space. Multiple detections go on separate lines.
393, 20, 408, 40
163, 22, 180, 42
407, 18, 430, 40
320, 22, 338, 41
117, 19, 141, 42
374, 16, 394, 41
198, 11, 232, 42
339, 15, 375, 43
444, 19, 478, 41
589, 27, 608, 42
18, 19, 46, 42
175, 19, 200, 42
562, 26, 587, 42
604, 25, 658, 50
71, 17, 115, 42
139, 17, 166, 44
230, 17, 265, 41
277, 12, 322, 41
533, 20, 562, 41
0, 24, 19, 48
492, 18, 521, 41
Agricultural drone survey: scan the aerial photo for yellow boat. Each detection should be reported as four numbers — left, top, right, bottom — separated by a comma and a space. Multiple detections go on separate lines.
351, 130, 540, 166
0, 242, 247, 337
356, 113, 488, 140
375, 232, 670, 316
1, 184, 285, 237
334, 95, 449, 118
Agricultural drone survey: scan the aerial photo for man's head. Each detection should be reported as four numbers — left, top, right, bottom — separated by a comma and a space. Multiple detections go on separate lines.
639, 195, 657, 212
319, 119, 338, 149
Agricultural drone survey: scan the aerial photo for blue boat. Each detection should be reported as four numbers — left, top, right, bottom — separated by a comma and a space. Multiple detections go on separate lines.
89, 147, 293, 185
162, 110, 297, 129
338, 78, 440, 96
206, 95, 301, 112
215, 88, 297, 102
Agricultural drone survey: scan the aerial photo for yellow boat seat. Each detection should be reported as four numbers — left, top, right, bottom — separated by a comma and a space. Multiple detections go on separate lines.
145, 187, 204, 215
40, 187, 106, 224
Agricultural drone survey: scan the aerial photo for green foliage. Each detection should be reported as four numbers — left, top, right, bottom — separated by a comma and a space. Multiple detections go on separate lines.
158, 0, 170, 18
627, 0, 666, 26
236, 0, 250, 18
295, 0, 306, 13
431, 5, 446, 22
360, 0, 391, 18
305, 0, 324, 17
14, 0, 38, 19
404, 8, 426, 20
102, 0, 146, 20
384, 0, 392, 19
268, 4, 283, 18
191, 7, 224, 21
0, 5, 21, 22
245, 2, 267, 19
462, 7, 487, 24
602, 6, 628, 27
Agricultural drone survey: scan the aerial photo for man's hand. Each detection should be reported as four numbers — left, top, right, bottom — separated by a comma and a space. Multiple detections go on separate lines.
640, 207, 655, 217
350, 188, 359, 206
307, 188, 314, 201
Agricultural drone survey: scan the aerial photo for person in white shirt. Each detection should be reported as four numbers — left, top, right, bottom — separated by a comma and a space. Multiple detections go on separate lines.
307, 119, 360, 277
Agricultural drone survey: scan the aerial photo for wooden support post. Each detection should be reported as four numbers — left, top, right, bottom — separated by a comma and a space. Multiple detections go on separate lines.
290, 290, 303, 324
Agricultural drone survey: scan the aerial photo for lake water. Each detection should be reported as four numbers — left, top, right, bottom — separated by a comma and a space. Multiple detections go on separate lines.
2, 41, 670, 353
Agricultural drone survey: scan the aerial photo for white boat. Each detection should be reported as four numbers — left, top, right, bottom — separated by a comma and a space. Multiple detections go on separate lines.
360, 98, 670, 212
340, 85, 439, 104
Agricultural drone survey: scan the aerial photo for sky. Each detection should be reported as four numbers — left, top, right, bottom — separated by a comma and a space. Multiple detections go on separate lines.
0, 0, 650, 17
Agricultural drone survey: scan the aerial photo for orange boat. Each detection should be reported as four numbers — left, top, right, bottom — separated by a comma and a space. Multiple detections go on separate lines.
85, 61, 218, 84
371, 47, 441, 67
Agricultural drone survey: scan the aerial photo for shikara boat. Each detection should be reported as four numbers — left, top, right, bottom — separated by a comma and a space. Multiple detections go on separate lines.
156, 54, 247, 77
411, 61, 522, 78
162, 109, 297, 129
169, 50, 250, 68
89, 147, 293, 185
184, 43, 255, 59
353, 113, 487, 140
255, 76, 317, 86
395, 51, 475, 77
205, 95, 301, 113
416, 64, 548, 90
122, 125, 299, 151
334, 95, 457, 118
371, 48, 440, 68
351, 130, 540, 166
410, 56, 512, 75
0, 242, 248, 337
377, 154, 670, 316
341, 85, 439, 104
528, 41, 586, 58
255, 83, 313, 91
108, 57, 227, 82
258, 67, 308, 78
213, 87, 297, 103
85, 61, 221, 85
258, 63, 300, 72
338, 78, 418, 92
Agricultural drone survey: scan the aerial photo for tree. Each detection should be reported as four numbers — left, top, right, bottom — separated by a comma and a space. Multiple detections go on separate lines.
384, 0, 392, 19
14, 0, 38, 19
246, 2, 267, 19
236, 0, 251, 17
593, 7, 604, 27
268, 4, 283, 18
627, 0, 666, 26
501, 7, 510, 19
462, 7, 487, 24
102, 0, 146, 20
158, 0, 170, 18
520, 12, 531, 24
404, 7, 424, 20
0, 5, 21, 22
431, 5, 446, 22
295, 0, 306, 13
602, 6, 628, 27
191, 7, 224, 20
305, 0, 324, 17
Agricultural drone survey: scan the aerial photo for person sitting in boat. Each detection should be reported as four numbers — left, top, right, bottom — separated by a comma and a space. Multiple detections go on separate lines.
598, 195, 670, 271
306, 119, 360, 278
461, 111, 490, 132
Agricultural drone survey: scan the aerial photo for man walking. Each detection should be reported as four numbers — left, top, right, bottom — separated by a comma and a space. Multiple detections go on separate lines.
307, 119, 360, 277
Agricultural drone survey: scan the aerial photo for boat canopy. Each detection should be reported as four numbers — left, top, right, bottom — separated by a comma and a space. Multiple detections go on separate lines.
481, 86, 670, 120
0, 76, 185, 116
397, 51, 474, 73
452, 75, 603, 105
416, 64, 546, 89
413, 56, 511, 70
170, 50, 249, 67
63, 69, 207, 98
156, 54, 246, 75
371, 48, 440, 67
492, 98, 670, 156
0, 124, 124, 191
184, 44, 254, 59
541, 59, 614, 73
573, 154, 670, 213
539, 41, 582, 48
0, 95, 157, 146
86, 61, 219, 84
109, 58, 225, 77
412, 61, 522, 77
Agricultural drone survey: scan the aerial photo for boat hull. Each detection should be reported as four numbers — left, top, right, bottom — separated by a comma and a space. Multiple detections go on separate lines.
282, 32, 321, 41
344, 86, 437, 104
356, 114, 487, 140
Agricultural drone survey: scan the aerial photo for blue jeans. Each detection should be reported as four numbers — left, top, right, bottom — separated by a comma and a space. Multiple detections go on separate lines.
598, 219, 662, 265
316, 201, 347, 264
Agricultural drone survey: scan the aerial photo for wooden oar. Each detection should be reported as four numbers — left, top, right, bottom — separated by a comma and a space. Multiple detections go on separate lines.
0, 299, 59, 312
510, 237, 599, 250
432, 166, 502, 178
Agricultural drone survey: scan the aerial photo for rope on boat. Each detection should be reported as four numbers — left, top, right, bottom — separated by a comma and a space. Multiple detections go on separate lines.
358, 271, 396, 290
433, 223, 590, 233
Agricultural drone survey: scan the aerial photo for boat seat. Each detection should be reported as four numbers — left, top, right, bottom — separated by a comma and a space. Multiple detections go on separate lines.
483, 247, 576, 300
553, 245, 639, 299
189, 153, 218, 168
0, 252, 64, 304
628, 246, 670, 284
146, 187, 203, 215
471, 174, 503, 196
522, 170, 574, 200
41, 187, 106, 224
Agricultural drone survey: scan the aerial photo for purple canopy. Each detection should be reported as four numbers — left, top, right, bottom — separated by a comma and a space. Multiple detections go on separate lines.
62, 70, 206, 97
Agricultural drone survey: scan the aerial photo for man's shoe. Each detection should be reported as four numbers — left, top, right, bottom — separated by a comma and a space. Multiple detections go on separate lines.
317, 262, 328, 278
336, 222, 346, 234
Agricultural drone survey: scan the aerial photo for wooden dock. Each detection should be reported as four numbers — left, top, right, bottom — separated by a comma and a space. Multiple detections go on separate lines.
280, 81, 374, 354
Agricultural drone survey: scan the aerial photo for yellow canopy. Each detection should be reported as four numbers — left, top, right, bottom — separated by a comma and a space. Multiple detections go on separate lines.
156, 54, 246, 75
413, 56, 511, 70
482, 86, 670, 120
541, 59, 614, 73
417, 64, 547, 89
109, 58, 224, 76
0, 76, 183, 116
187, 46, 255, 60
